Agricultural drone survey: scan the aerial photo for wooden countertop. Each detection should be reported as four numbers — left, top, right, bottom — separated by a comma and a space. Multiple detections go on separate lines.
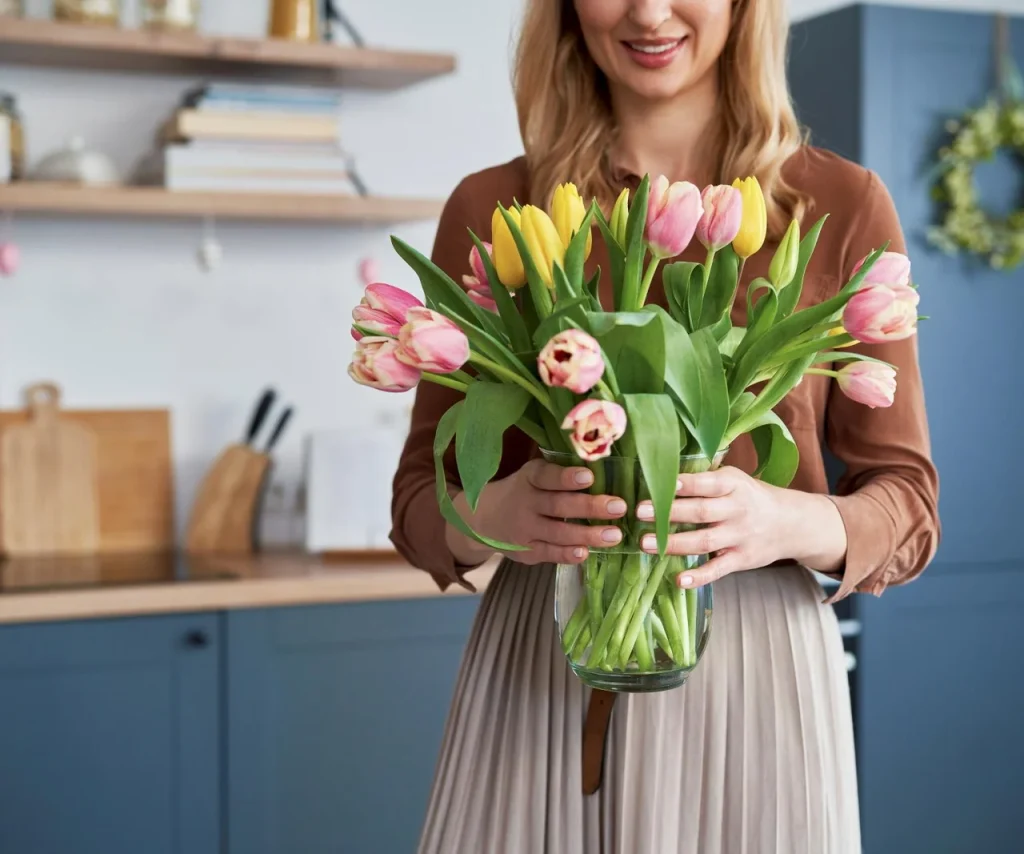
0, 551, 499, 625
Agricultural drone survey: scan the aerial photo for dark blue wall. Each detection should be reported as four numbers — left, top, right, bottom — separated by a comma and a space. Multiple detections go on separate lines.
790, 6, 1024, 853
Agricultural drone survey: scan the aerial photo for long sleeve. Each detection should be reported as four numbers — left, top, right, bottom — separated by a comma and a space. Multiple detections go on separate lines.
821, 170, 941, 602
389, 171, 533, 591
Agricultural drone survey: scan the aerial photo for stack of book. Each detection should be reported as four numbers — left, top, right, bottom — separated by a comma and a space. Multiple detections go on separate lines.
138, 84, 361, 196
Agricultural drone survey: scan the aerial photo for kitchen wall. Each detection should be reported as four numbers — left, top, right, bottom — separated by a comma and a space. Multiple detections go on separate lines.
0, 0, 1015, 546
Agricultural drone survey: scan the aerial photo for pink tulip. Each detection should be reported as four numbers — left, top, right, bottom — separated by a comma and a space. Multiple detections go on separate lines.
461, 242, 498, 312
645, 176, 703, 258
358, 257, 381, 286
537, 329, 605, 394
851, 251, 911, 286
843, 283, 919, 344
561, 399, 627, 461
396, 307, 471, 374
836, 361, 897, 408
361, 282, 423, 321
0, 242, 20, 277
348, 336, 421, 393
695, 184, 743, 250
351, 304, 403, 338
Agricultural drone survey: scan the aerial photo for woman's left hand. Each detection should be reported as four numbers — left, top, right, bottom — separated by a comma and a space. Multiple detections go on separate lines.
636, 465, 848, 588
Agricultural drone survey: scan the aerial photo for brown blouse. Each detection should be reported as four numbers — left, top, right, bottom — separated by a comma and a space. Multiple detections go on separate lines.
389, 147, 940, 603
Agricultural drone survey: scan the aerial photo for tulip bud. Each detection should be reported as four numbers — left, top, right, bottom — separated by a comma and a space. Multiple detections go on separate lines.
466, 290, 498, 312
395, 307, 471, 374
843, 283, 919, 344
491, 206, 527, 288
645, 176, 703, 258
610, 187, 630, 248
696, 184, 743, 250
361, 282, 423, 321
537, 329, 605, 394
520, 205, 565, 287
561, 399, 628, 462
768, 219, 801, 289
352, 305, 403, 338
836, 361, 897, 408
851, 250, 912, 287
731, 176, 767, 259
460, 242, 497, 311
348, 336, 421, 393
552, 182, 593, 258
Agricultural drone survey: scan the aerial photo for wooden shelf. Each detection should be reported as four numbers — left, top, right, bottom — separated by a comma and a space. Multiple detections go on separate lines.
0, 17, 456, 88
0, 183, 445, 223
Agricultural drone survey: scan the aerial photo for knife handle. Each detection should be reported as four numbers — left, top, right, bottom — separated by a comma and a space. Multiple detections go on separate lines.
264, 407, 293, 453
245, 388, 276, 445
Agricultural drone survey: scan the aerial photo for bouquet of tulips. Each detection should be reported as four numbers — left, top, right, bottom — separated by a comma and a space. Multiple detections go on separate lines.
349, 173, 919, 686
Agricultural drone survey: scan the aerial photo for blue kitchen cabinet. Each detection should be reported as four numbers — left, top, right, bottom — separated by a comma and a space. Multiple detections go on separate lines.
790, 6, 1024, 853
0, 613, 221, 854
225, 596, 479, 854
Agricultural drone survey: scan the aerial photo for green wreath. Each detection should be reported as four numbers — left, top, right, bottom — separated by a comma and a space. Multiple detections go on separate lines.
928, 93, 1024, 271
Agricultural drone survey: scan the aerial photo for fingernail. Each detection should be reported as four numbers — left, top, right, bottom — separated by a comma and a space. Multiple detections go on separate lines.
636, 503, 654, 520
606, 499, 627, 515
574, 470, 593, 485
601, 528, 622, 544
679, 575, 694, 588
676, 477, 684, 492
573, 547, 586, 559
641, 534, 656, 551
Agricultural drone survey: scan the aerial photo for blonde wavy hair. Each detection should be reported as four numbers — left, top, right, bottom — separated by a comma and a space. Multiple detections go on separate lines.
513, 0, 808, 239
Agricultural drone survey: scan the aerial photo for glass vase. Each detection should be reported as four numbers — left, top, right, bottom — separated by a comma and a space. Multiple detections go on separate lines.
542, 448, 727, 693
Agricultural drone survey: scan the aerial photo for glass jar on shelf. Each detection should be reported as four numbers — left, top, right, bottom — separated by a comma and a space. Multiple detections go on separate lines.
53, 0, 121, 26
142, 0, 200, 32
0, 0, 24, 19
0, 93, 25, 182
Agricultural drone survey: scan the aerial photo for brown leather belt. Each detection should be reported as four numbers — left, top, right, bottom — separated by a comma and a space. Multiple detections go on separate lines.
582, 689, 618, 795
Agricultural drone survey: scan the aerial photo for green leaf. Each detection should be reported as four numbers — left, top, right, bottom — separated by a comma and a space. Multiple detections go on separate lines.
584, 267, 603, 310
390, 236, 506, 343
468, 230, 531, 354
621, 175, 651, 311
532, 297, 591, 348
686, 265, 705, 331
456, 384, 532, 511
623, 394, 681, 555
663, 261, 699, 330
749, 409, 800, 487
777, 215, 827, 318
593, 211, 625, 309
434, 401, 525, 552
552, 262, 577, 305
698, 246, 740, 329
586, 311, 665, 393
719, 325, 745, 358
647, 306, 701, 424
691, 329, 730, 460
564, 203, 597, 292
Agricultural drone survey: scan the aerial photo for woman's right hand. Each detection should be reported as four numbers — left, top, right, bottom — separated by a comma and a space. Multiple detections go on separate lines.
445, 459, 627, 567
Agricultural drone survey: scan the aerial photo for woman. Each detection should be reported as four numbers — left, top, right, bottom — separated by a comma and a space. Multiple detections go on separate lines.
391, 0, 940, 851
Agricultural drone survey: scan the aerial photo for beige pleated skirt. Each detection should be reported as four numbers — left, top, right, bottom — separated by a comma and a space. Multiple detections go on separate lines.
418, 560, 861, 854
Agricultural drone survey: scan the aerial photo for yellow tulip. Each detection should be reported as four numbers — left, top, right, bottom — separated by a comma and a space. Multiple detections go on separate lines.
828, 325, 858, 349
520, 205, 565, 287
610, 187, 630, 248
551, 182, 592, 258
491, 205, 526, 288
731, 176, 767, 259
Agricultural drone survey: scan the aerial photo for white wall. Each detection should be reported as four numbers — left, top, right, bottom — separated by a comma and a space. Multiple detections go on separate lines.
0, 0, 1017, 546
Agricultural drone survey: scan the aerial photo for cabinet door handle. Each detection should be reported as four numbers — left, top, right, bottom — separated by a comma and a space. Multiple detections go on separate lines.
184, 629, 210, 649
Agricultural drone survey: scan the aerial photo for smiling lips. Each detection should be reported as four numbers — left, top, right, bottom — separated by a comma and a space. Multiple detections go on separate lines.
622, 37, 687, 69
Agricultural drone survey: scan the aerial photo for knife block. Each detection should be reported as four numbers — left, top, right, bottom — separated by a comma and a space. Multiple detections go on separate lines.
185, 443, 272, 554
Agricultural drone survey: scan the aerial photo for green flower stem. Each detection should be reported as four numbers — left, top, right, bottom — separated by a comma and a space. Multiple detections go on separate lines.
586, 557, 639, 667
602, 552, 622, 611
806, 367, 839, 378
421, 373, 468, 393
656, 587, 685, 664
617, 554, 672, 670
636, 254, 662, 308
468, 354, 554, 413
608, 555, 650, 663
634, 621, 654, 671
585, 558, 605, 631
649, 610, 671, 655
676, 585, 691, 665
571, 624, 592, 662
562, 596, 590, 658
686, 586, 699, 666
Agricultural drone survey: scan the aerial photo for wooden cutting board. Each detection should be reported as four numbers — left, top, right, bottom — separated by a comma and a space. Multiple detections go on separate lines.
0, 383, 174, 555
0, 383, 100, 555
